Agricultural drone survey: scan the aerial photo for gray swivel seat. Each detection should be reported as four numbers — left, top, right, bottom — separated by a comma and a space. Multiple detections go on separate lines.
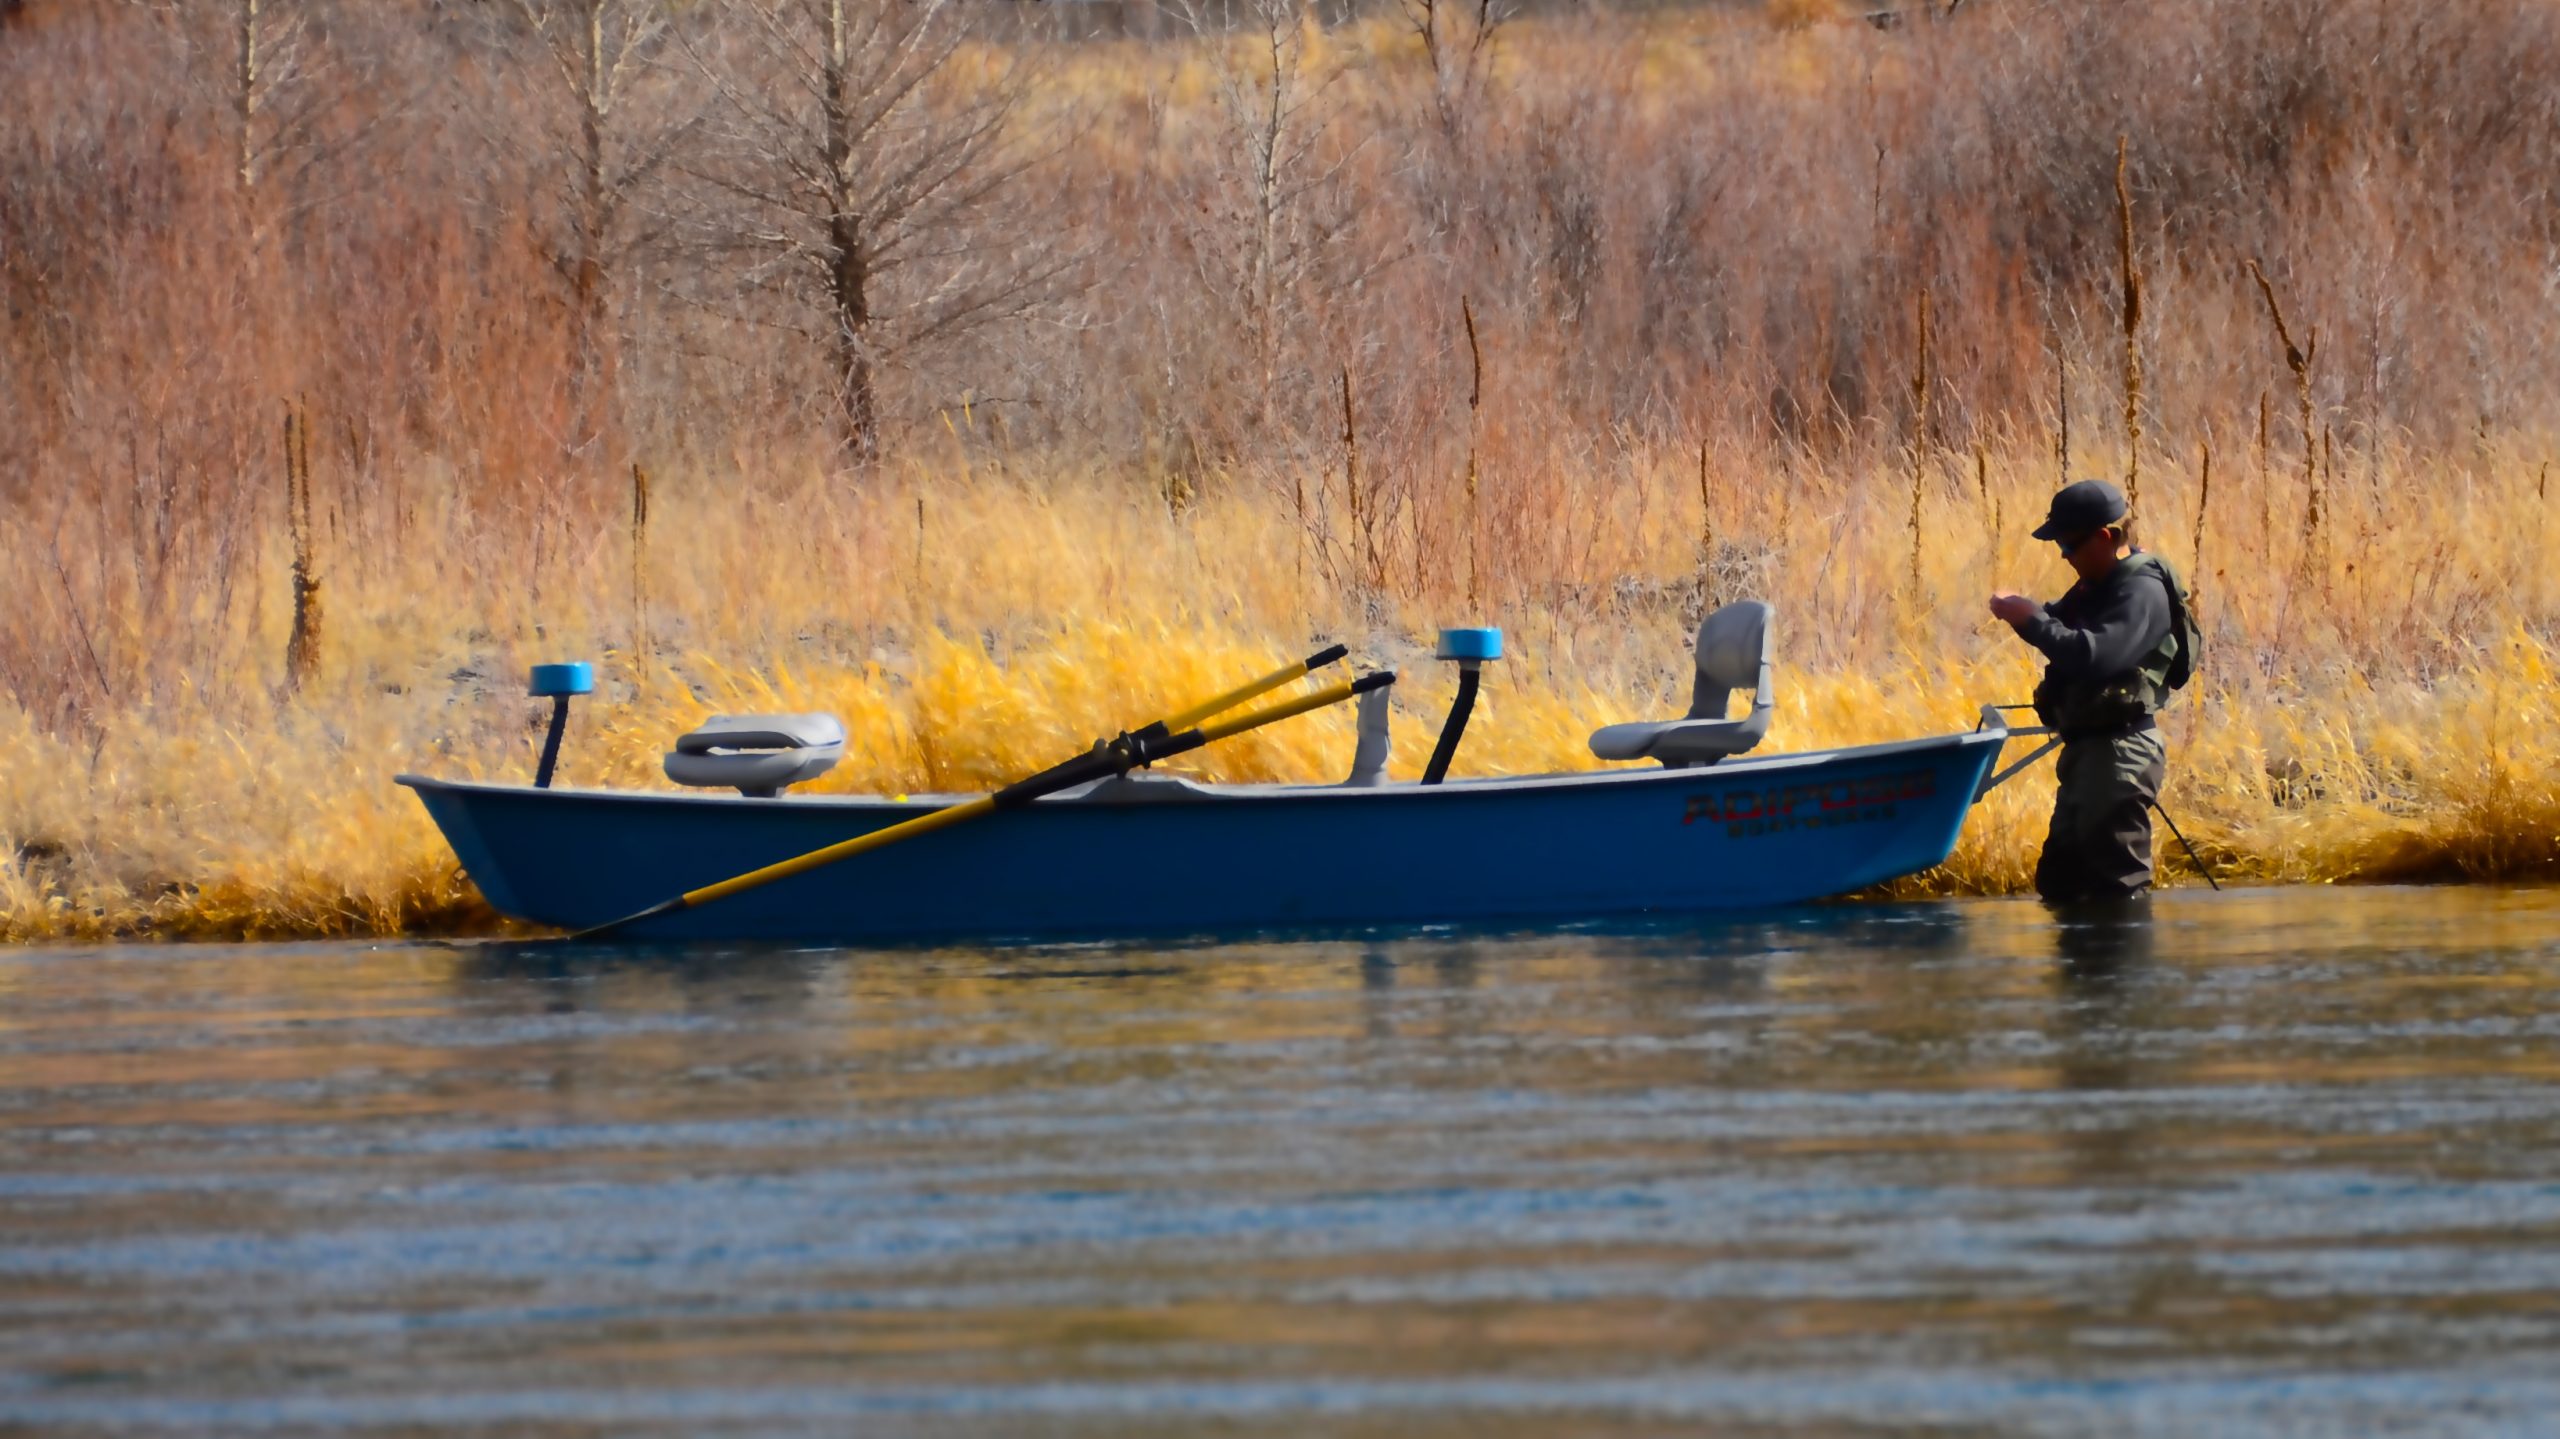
1586, 600, 1775, 767
664, 713, 845, 797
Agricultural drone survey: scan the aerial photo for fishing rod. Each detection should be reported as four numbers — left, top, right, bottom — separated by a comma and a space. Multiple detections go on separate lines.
2150, 799, 2221, 891
1980, 702, 2221, 891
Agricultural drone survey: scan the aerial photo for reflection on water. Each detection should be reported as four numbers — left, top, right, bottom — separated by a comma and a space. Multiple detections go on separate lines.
5, 887, 2560, 1435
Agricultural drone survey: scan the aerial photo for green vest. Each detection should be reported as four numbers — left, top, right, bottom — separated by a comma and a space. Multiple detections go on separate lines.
2034, 551, 2198, 737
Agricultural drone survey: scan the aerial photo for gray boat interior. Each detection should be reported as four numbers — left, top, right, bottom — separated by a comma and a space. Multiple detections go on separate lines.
626, 598, 1888, 806
398, 724, 2005, 813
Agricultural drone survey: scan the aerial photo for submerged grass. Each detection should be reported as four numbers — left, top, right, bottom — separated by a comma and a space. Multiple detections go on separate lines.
6, 443, 2557, 943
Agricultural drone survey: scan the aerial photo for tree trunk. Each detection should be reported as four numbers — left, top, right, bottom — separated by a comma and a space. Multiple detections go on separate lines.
573, 0, 612, 458
235, 0, 261, 194
829, 210, 876, 460
821, 0, 875, 461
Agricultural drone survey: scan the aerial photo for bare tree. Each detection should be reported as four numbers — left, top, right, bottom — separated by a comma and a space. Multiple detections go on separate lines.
495, 0, 691, 454
204, 0, 365, 223
1168, 0, 1367, 436
1401, 0, 1509, 142
236, 0, 273, 192
686, 0, 1065, 461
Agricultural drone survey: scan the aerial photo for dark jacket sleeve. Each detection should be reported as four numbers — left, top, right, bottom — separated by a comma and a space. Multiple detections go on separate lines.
2016, 571, 2171, 680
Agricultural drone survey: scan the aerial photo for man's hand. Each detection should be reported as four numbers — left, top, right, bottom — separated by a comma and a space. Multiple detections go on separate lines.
1988, 591, 2040, 625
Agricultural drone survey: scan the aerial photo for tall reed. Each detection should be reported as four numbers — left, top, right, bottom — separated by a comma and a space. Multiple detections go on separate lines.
282, 399, 321, 693
2115, 136, 2144, 512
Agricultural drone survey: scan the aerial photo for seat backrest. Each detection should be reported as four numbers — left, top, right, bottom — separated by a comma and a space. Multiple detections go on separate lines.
1342, 683, 1390, 786
1687, 600, 1775, 721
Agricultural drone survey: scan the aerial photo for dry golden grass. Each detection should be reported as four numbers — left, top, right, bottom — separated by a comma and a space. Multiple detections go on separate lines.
8, 3, 2560, 941
6, 435, 2557, 943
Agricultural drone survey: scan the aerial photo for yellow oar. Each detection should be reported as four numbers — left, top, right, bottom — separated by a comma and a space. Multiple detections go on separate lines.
1157, 643, 1347, 733
571, 666, 1394, 940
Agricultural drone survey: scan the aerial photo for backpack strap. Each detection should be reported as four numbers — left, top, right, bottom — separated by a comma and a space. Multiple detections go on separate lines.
2125, 551, 2198, 691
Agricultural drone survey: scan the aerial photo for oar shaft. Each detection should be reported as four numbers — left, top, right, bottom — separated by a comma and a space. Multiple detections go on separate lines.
696, 656, 1365, 912
995, 672, 1389, 806
1196, 671, 1386, 744
682, 794, 997, 911
1157, 643, 1348, 734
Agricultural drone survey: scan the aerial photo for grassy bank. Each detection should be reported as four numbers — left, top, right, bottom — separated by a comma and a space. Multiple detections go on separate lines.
5, 1, 2559, 938
6, 439, 2557, 942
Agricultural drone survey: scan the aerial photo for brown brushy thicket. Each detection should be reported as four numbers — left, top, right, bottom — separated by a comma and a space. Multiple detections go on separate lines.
4, 0, 2560, 939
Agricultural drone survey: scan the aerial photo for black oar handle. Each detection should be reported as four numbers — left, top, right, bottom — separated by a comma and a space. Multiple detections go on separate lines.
989, 669, 1396, 810
1304, 642, 1349, 672
991, 743, 1129, 809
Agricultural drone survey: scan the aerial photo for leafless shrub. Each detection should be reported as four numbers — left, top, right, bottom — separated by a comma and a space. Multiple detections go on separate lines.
477, 0, 693, 460
680, 0, 1067, 463
5, 0, 2560, 730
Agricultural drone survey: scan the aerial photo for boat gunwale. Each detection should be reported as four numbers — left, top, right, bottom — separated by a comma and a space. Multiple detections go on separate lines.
395, 726, 2007, 810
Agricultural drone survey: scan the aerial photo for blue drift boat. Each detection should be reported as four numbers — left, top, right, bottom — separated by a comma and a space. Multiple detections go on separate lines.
401, 608, 2035, 945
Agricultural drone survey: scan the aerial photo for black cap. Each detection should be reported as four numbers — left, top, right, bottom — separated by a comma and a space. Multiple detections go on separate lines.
2031, 479, 2129, 541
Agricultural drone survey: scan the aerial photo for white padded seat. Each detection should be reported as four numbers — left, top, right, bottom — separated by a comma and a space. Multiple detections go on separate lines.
1588, 601, 1775, 767
664, 713, 845, 797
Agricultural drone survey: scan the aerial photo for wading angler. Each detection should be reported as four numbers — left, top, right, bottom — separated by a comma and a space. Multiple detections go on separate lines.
1988, 480, 2200, 904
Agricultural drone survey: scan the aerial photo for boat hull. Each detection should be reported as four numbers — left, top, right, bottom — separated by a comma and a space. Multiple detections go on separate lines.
401, 730, 2006, 944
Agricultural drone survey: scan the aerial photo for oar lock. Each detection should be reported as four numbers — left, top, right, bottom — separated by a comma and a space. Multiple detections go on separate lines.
1067, 668, 1404, 778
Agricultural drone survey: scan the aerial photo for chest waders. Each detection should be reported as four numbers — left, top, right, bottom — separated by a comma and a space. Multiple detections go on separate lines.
2029, 552, 2217, 895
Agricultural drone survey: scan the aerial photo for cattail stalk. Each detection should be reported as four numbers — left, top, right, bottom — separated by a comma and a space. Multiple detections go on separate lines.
283, 400, 321, 692
2317, 426, 2334, 576
1462, 294, 1482, 609
1292, 468, 1308, 597
2114, 136, 2143, 512
1340, 363, 1370, 585
2256, 390, 2271, 555
1906, 288, 1932, 611
1974, 441, 2000, 577
1906, 438, 1926, 615
2542, 463, 2553, 620
630, 462, 650, 672
2248, 257, 2318, 565
236, 0, 262, 193
2054, 328, 2069, 484
2191, 438, 2211, 600
1698, 438, 1713, 564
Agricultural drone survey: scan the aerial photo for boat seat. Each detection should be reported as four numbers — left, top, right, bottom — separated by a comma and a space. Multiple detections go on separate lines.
664, 712, 845, 797
1588, 600, 1775, 767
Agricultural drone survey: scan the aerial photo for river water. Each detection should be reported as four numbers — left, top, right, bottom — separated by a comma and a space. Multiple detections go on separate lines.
4, 886, 2559, 1436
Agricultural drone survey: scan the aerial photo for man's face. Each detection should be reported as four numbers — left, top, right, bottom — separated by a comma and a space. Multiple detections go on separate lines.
2056, 525, 2121, 582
